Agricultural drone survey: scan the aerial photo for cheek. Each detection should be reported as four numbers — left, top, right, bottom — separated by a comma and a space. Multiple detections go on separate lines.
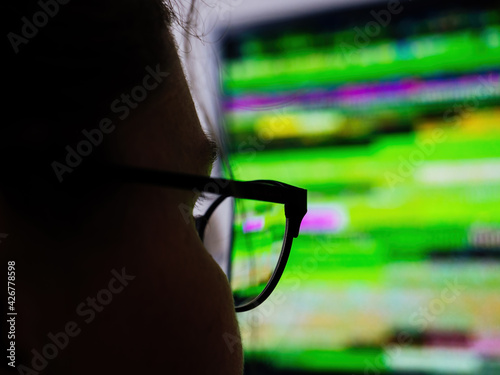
169, 240, 243, 370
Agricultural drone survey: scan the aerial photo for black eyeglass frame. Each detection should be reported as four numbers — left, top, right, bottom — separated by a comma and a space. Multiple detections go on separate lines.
79, 164, 307, 312
195, 179, 307, 312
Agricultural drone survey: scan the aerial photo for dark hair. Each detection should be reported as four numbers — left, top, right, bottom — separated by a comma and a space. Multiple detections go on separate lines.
0, 0, 177, 224
2, 0, 173, 152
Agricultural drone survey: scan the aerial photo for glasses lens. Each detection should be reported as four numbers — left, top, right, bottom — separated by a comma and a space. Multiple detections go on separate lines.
202, 197, 287, 308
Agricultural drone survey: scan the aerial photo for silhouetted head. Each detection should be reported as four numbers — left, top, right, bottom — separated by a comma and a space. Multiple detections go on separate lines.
1, 1, 243, 374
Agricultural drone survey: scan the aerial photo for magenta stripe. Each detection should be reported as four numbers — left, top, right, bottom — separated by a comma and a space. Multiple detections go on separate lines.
223, 73, 500, 111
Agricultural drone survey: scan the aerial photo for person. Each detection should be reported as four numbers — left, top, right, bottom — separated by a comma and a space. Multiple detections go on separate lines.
1, 0, 243, 374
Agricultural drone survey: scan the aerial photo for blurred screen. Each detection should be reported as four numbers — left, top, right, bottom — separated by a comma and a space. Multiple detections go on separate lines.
218, 0, 500, 373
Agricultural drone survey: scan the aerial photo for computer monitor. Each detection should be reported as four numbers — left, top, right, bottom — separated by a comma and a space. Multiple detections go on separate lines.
218, 0, 500, 373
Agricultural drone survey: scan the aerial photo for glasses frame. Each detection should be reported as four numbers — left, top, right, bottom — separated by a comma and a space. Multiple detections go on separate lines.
195, 179, 307, 312
79, 164, 307, 312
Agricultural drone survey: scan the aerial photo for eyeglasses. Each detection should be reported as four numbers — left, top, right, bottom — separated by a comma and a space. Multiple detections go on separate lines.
195, 178, 307, 312
76, 164, 307, 312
